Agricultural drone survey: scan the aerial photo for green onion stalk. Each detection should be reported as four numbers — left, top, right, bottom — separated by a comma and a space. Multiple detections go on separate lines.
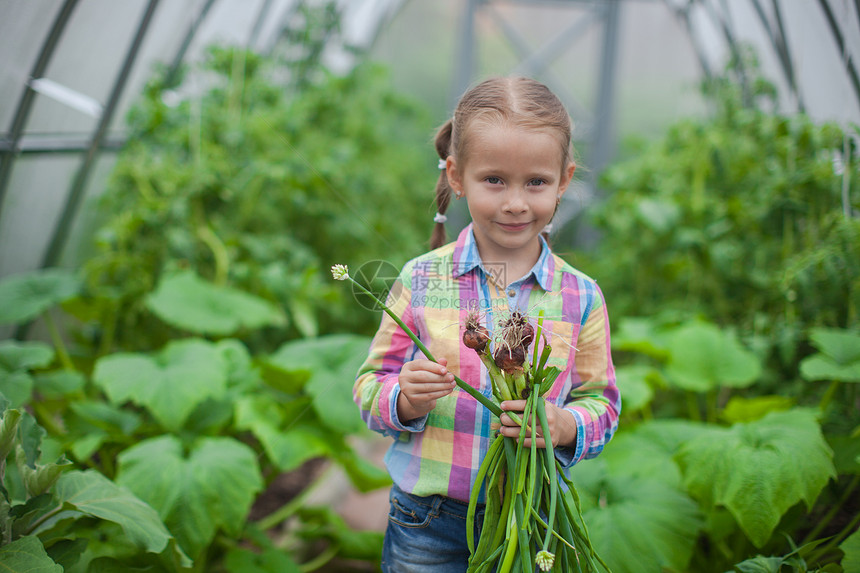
332, 265, 609, 572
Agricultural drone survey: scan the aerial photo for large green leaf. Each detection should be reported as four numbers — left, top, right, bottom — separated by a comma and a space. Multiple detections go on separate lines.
800, 328, 860, 383
809, 327, 860, 365
0, 340, 54, 372
0, 341, 56, 408
675, 409, 836, 547
116, 435, 263, 559
666, 321, 762, 392
93, 338, 227, 431
572, 457, 703, 573
54, 470, 175, 556
613, 364, 657, 413
0, 268, 80, 325
268, 334, 370, 434
0, 535, 63, 571
145, 270, 286, 335
841, 526, 860, 573
234, 395, 330, 471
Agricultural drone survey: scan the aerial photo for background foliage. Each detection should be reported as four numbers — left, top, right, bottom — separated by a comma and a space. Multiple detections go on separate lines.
1, 17, 859, 573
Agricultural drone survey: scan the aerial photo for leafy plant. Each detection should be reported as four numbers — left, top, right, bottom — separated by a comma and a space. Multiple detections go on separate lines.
0, 266, 389, 570
590, 49, 860, 382
81, 39, 434, 354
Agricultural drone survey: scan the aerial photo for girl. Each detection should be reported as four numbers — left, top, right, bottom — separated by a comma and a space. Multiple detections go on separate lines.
353, 76, 620, 572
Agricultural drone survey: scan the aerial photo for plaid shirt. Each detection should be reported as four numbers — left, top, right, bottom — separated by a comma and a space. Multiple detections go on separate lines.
354, 224, 620, 502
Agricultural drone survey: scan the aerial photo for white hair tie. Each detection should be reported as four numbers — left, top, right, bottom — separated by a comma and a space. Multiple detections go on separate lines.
433, 212, 448, 224
438, 159, 447, 170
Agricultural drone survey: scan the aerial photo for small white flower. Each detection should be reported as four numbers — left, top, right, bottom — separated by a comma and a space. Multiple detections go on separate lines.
536, 550, 555, 571
331, 264, 349, 281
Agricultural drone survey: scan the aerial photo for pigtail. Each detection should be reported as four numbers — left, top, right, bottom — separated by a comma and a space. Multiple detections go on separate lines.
430, 119, 454, 249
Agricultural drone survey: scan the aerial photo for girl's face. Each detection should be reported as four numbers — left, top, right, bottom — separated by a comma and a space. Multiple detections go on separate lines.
447, 123, 575, 271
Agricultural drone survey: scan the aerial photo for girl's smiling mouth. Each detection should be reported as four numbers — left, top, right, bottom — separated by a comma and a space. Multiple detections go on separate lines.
497, 221, 532, 232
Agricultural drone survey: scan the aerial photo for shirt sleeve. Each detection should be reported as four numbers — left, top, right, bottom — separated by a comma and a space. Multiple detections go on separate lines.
353, 264, 428, 437
556, 282, 620, 468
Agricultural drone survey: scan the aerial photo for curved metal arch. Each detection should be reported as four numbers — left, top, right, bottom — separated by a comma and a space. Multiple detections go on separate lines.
41, 0, 162, 269
0, 0, 80, 224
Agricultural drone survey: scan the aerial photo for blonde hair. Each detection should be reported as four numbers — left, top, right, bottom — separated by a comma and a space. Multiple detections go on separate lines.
431, 76, 574, 249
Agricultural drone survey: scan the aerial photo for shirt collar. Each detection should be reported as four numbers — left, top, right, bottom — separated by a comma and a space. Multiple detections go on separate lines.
451, 223, 555, 292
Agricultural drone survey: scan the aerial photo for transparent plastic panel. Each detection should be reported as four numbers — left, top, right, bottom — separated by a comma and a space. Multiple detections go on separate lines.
0, 155, 80, 278
0, 0, 64, 129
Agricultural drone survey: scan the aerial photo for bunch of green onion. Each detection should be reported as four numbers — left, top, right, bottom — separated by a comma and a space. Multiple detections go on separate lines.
332, 265, 609, 572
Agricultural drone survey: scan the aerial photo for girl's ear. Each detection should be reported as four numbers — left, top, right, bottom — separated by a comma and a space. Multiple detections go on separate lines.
558, 161, 576, 197
446, 157, 463, 197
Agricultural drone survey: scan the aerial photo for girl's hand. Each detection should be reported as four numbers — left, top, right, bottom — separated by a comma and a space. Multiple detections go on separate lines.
397, 358, 456, 422
498, 399, 578, 449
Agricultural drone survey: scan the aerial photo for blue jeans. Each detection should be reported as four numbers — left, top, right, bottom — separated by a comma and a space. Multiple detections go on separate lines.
381, 484, 486, 572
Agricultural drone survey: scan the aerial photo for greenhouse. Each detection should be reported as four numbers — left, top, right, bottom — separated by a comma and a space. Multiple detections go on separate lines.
0, 0, 858, 571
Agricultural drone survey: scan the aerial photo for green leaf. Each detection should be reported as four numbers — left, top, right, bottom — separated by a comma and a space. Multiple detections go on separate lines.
572, 458, 703, 573
16, 445, 72, 496
613, 365, 657, 413
145, 270, 286, 335
224, 546, 301, 573
666, 321, 762, 392
720, 395, 794, 424
732, 555, 784, 573
1, 371, 33, 408
333, 447, 391, 492
0, 268, 80, 325
93, 338, 227, 431
596, 427, 684, 488
800, 355, 860, 383
610, 317, 670, 360
809, 327, 860, 365
116, 435, 263, 559
0, 535, 63, 571
676, 409, 836, 547
33, 370, 86, 399
0, 408, 22, 459
0, 340, 54, 372
841, 526, 860, 573
54, 470, 175, 556
269, 334, 370, 434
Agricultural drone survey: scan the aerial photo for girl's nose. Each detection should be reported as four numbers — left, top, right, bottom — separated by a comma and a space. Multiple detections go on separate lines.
502, 189, 528, 213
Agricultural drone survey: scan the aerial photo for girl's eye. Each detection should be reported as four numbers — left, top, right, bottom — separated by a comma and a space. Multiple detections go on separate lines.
485, 176, 503, 185
528, 178, 547, 187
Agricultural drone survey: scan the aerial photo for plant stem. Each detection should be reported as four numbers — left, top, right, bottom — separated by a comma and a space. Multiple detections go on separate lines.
802, 474, 859, 546
348, 277, 503, 418
43, 310, 74, 371
256, 464, 332, 531
686, 391, 701, 421
299, 543, 339, 572
818, 380, 840, 412
809, 505, 860, 564
31, 402, 65, 437
25, 504, 64, 535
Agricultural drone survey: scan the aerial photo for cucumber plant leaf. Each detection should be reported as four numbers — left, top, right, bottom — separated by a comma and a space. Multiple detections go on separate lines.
0, 268, 80, 325
0, 341, 55, 407
841, 526, 860, 573
0, 534, 63, 571
268, 334, 370, 434
233, 395, 329, 472
54, 470, 180, 560
572, 456, 703, 573
613, 364, 658, 413
93, 338, 227, 431
116, 435, 262, 559
800, 327, 860, 383
676, 408, 836, 547
145, 270, 286, 335
666, 321, 762, 392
